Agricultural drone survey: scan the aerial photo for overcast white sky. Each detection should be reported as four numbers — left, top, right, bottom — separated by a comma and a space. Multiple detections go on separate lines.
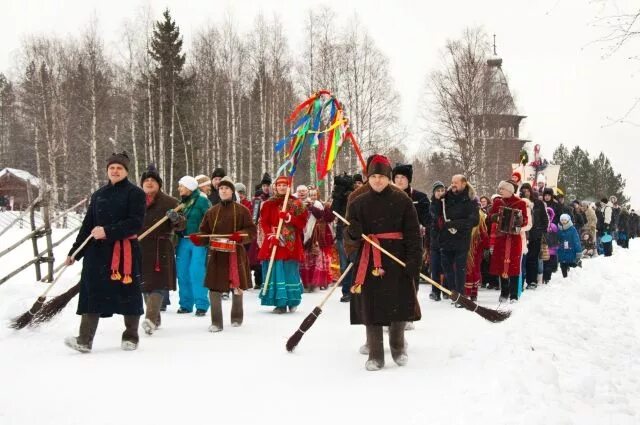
3, 0, 639, 203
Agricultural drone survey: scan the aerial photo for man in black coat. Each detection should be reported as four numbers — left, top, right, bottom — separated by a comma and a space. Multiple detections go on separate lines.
520, 183, 548, 288
208, 167, 226, 205
392, 163, 430, 296
434, 174, 479, 306
543, 188, 562, 225
64, 152, 146, 353
346, 154, 422, 371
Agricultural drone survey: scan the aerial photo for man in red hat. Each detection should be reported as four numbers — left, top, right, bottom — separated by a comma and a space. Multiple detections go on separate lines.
345, 154, 422, 371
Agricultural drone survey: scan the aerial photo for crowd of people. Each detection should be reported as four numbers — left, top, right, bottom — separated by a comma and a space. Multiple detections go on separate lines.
61, 151, 638, 370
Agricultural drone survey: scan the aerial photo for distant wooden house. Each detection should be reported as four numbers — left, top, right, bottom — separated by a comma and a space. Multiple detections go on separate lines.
0, 168, 41, 210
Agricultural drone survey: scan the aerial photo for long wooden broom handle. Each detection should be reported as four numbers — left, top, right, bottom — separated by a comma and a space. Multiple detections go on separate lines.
318, 263, 354, 309
44, 203, 185, 295
261, 186, 291, 296
40, 234, 93, 297
139, 203, 185, 240
332, 211, 453, 297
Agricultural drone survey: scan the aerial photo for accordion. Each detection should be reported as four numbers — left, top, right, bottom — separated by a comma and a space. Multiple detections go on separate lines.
497, 206, 523, 235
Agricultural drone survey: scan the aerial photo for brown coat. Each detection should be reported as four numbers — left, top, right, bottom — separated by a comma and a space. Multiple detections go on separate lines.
200, 200, 257, 292
140, 191, 180, 292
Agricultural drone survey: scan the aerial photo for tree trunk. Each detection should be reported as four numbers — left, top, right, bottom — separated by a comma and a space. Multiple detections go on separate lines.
169, 80, 176, 196
158, 80, 165, 185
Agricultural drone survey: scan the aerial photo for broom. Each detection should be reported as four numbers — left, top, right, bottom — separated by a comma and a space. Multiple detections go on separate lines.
333, 211, 510, 323
285, 263, 354, 352
31, 204, 185, 326
9, 235, 93, 329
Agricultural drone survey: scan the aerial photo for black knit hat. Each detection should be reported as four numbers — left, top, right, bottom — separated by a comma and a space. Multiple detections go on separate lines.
107, 151, 130, 171
260, 173, 272, 186
392, 163, 413, 183
211, 168, 226, 179
353, 173, 363, 183
140, 164, 162, 188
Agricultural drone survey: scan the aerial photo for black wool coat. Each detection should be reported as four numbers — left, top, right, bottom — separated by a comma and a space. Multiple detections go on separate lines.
528, 199, 549, 241
140, 191, 180, 293
69, 178, 146, 317
437, 186, 479, 252
346, 185, 422, 326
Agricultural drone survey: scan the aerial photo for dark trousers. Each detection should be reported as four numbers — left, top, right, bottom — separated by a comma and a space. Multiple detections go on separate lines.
543, 255, 558, 281
526, 238, 542, 284
252, 265, 263, 287
337, 237, 354, 295
441, 249, 468, 295
430, 248, 445, 296
500, 275, 519, 300
560, 262, 575, 278
603, 241, 613, 257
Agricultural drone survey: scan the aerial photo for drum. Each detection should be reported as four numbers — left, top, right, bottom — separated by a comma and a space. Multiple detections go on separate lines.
497, 206, 523, 235
209, 238, 236, 252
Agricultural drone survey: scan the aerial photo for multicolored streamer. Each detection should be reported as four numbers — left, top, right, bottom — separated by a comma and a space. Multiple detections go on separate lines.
273, 90, 366, 184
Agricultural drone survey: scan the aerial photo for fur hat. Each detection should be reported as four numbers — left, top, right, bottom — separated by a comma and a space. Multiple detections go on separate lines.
140, 164, 162, 188
260, 173, 272, 186
392, 163, 413, 183
432, 181, 445, 194
498, 180, 517, 195
366, 154, 392, 178
543, 188, 555, 197
195, 174, 211, 188
178, 176, 198, 192
107, 151, 130, 171
353, 173, 364, 184
211, 168, 226, 179
218, 176, 236, 191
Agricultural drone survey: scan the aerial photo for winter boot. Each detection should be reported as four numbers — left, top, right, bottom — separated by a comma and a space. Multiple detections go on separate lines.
340, 294, 352, 303
429, 292, 441, 301
122, 315, 140, 350
389, 321, 408, 366
272, 307, 287, 314
365, 325, 384, 371
209, 291, 224, 331
195, 309, 207, 317
65, 313, 100, 353
143, 293, 163, 335
230, 292, 243, 326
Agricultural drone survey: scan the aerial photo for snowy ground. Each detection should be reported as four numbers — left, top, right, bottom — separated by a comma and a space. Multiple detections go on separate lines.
0, 228, 639, 425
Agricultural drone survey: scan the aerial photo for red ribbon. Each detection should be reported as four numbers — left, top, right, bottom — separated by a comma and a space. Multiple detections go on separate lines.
111, 235, 138, 284
229, 246, 240, 289
352, 232, 403, 294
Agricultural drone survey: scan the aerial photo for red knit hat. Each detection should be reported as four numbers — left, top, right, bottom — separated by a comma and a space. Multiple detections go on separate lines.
366, 154, 392, 178
274, 175, 290, 187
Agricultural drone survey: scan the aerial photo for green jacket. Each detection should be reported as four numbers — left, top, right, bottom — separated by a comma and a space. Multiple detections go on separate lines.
180, 189, 211, 236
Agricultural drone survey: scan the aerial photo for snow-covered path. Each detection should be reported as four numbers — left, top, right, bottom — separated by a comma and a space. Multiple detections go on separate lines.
0, 229, 638, 425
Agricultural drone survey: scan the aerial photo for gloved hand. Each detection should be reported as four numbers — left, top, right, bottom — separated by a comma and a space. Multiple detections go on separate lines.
266, 233, 285, 248
166, 209, 180, 223
278, 211, 291, 222
229, 231, 243, 243
189, 234, 206, 246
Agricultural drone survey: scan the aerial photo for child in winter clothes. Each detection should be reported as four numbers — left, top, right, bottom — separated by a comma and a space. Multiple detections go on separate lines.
557, 214, 582, 278
465, 210, 489, 302
542, 207, 559, 283
581, 228, 596, 258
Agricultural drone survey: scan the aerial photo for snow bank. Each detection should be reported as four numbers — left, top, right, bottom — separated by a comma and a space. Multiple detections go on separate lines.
0, 230, 638, 425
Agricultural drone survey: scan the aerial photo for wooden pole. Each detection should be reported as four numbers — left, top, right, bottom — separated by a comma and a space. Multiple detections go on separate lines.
261, 186, 291, 296
332, 211, 453, 297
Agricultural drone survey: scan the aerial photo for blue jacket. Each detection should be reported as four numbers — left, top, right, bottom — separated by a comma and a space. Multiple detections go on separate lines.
557, 222, 582, 264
